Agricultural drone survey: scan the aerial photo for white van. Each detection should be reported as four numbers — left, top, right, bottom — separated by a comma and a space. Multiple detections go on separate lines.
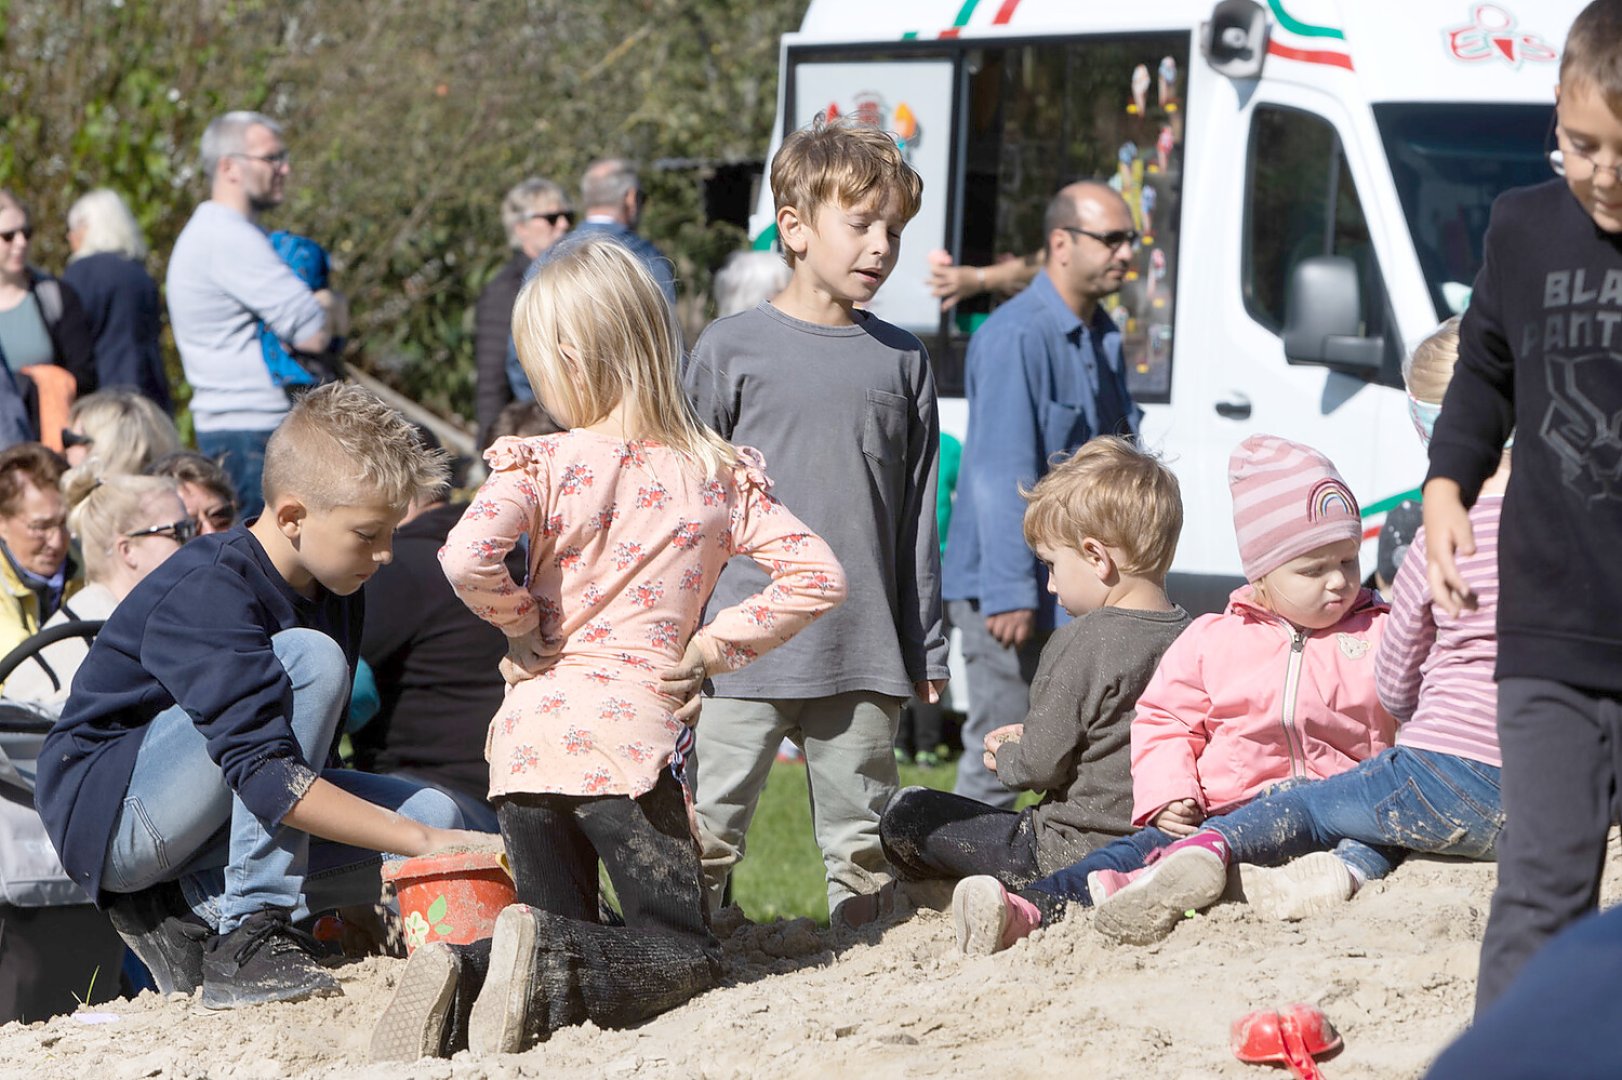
751, 0, 1580, 611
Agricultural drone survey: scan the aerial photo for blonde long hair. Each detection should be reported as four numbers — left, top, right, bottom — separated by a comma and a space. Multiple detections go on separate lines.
512, 235, 736, 478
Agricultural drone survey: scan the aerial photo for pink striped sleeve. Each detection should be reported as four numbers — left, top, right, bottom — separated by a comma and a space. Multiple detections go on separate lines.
1375, 529, 1437, 723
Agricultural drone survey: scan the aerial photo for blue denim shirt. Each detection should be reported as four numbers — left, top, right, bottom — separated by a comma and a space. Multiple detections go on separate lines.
942, 271, 1141, 627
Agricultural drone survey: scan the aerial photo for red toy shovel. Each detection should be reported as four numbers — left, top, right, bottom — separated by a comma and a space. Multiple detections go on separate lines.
1231, 1004, 1342, 1079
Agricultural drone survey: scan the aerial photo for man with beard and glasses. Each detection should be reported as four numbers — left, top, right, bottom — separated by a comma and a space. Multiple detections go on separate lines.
166, 112, 347, 519
942, 181, 1144, 811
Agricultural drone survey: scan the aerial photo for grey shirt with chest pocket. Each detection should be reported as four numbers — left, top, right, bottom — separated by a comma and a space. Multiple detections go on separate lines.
683, 301, 948, 700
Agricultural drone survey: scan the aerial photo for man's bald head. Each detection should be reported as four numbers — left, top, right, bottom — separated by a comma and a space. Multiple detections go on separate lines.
1043, 182, 1129, 256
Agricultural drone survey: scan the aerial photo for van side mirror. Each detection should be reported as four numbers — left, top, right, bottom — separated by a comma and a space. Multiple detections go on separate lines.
1201, 0, 1269, 80
1282, 255, 1384, 379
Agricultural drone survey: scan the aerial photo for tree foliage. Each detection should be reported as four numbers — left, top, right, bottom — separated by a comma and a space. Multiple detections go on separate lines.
0, 0, 808, 427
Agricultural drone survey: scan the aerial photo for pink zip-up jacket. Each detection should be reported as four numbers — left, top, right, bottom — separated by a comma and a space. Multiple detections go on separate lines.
1130, 586, 1395, 826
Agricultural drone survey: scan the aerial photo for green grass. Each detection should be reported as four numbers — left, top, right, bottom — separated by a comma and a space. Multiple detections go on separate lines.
729, 757, 1040, 925
730, 758, 958, 925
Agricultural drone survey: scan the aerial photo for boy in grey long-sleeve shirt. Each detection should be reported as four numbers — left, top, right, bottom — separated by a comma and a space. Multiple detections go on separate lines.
881, 437, 1189, 886
682, 118, 947, 925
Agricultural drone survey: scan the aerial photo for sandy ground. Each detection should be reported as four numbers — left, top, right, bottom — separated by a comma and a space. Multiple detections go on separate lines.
4, 844, 1619, 1080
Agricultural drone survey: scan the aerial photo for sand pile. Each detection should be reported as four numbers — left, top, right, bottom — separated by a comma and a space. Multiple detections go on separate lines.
4, 843, 1618, 1080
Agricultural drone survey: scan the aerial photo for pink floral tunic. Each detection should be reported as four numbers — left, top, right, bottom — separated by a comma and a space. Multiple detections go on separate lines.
441, 431, 846, 799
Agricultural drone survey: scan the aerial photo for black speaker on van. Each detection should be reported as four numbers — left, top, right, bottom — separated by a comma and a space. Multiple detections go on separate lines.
1201, 0, 1270, 80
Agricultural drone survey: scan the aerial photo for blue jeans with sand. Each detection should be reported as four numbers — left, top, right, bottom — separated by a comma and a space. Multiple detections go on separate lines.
99, 628, 463, 933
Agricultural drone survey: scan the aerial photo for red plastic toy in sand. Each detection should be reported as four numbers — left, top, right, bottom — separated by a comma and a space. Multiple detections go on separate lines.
1232, 1003, 1342, 1079
382, 850, 516, 955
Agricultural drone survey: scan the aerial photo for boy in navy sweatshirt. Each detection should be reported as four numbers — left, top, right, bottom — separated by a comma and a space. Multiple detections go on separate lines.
1422, 0, 1622, 1014
35, 383, 487, 1009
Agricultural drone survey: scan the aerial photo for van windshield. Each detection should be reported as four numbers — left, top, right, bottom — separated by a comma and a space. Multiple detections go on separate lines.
1374, 103, 1552, 320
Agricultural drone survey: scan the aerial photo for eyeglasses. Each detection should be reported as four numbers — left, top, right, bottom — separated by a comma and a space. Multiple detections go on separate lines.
1549, 142, 1622, 184
231, 150, 291, 168
525, 210, 573, 226
0, 226, 33, 244
60, 428, 92, 449
12, 515, 67, 539
126, 518, 199, 544
1060, 226, 1141, 252
198, 502, 237, 531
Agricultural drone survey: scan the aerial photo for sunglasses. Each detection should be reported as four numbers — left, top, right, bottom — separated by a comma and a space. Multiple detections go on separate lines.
60, 428, 92, 449
0, 226, 33, 244
127, 518, 199, 544
526, 210, 573, 226
1060, 225, 1141, 252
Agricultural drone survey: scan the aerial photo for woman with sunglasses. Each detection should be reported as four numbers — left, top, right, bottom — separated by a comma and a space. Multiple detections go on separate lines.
0, 191, 96, 412
474, 177, 572, 453
5, 464, 190, 707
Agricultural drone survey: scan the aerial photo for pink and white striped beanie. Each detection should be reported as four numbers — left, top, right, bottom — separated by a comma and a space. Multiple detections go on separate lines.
1229, 434, 1361, 581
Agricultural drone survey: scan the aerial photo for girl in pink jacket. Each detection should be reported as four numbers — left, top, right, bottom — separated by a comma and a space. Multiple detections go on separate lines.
952, 435, 1394, 955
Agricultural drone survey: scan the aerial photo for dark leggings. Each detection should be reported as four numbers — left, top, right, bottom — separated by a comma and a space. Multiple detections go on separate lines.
879, 787, 1044, 888
488, 771, 721, 1034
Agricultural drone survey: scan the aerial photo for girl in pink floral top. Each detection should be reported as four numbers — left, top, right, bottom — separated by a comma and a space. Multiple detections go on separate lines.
371, 236, 845, 1063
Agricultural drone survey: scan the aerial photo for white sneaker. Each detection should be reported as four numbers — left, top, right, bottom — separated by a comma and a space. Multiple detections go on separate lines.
1237, 851, 1356, 921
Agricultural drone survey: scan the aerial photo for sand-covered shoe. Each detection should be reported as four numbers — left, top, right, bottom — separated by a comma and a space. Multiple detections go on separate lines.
1092, 832, 1230, 946
1237, 851, 1356, 921
201, 908, 340, 1009
370, 942, 460, 1061
106, 881, 210, 995
952, 876, 1040, 956
468, 904, 544, 1055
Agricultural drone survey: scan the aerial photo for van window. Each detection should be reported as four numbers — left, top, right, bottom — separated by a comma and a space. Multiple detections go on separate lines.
1243, 105, 1403, 388
958, 35, 1188, 404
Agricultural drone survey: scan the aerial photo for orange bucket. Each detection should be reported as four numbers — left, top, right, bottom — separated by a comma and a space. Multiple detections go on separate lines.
382, 850, 516, 954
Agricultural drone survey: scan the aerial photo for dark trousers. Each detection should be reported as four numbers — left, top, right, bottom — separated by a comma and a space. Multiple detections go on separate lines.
491, 771, 720, 1035
879, 786, 1043, 888
1475, 677, 1622, 1014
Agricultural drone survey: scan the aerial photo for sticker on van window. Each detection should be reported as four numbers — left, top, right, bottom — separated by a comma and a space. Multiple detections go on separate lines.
1443, 4, 1558, 67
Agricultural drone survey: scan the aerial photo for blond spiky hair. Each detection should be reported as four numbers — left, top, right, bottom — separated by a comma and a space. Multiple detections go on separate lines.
261, 383, 450, 511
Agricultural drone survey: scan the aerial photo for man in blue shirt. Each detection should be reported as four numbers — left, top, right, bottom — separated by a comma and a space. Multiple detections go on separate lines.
942, 181, 1142, 807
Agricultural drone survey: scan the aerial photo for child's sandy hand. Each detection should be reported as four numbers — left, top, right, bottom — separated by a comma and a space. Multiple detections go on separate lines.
501, 628, 551, 685
660, 639, 711, 727
914, 678, 947, 705
981, 723, 1023, 773
1421, 479, 1478, 617
1151, 799, 1205, 837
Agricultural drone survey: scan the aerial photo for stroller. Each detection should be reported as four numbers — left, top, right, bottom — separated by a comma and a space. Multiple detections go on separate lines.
0, 619, 127, 1023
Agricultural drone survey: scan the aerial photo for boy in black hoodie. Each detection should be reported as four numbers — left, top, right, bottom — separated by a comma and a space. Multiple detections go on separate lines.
1423, 0, 1622, 1014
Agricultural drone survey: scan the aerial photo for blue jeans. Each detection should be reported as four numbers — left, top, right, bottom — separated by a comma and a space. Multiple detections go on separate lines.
100, 629, 463, 933
196, 427, 272, 521
1027, 828, 1177, 906
1207, 747, 1502, 881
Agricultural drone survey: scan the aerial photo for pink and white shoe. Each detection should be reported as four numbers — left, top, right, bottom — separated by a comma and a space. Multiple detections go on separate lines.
1091, 832, 1231, 945
951, 876, 1042, 956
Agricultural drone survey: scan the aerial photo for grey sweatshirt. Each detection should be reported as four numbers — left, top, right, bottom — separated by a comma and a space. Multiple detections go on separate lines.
683, 302, 947, 699
995, 604, 1191, 874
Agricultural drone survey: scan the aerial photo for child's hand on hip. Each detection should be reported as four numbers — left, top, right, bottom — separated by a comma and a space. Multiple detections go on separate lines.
1151, 799, 1205, 837
660, 639, 712, 726
501, 628, 553, 685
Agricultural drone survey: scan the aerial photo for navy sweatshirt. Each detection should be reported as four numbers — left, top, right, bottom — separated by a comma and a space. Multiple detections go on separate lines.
1426, 178, 1622, 692
34, 526, 361, 904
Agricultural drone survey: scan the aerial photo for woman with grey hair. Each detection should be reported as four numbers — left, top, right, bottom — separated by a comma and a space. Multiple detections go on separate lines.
475, 177, 571, 451
61, 189, 169, 412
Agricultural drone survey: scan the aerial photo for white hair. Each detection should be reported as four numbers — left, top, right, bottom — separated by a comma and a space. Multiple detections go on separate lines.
713, 250, 791, 317
581, 157, 640, 212
500, 177, 568, 248
199, 110, 282, 180
67, 189, 148, 261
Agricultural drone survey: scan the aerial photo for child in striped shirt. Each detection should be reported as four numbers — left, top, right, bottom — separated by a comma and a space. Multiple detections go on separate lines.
1079, 317, 1509, 941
